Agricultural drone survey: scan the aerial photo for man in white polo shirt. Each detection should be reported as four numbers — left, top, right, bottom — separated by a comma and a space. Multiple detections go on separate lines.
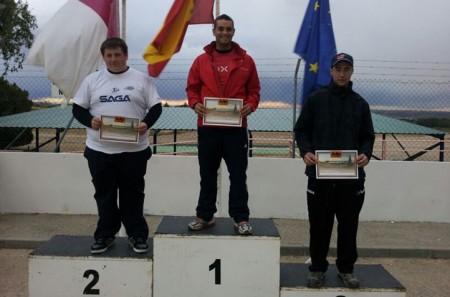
72, 37, 162, 254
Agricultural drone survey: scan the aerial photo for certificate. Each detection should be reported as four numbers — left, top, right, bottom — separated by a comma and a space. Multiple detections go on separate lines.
203, 97, 243, 127
100, 115, 139, 143
315, 150, 358, 179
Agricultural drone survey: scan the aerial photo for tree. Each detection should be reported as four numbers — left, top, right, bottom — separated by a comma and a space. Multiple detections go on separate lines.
0, 76, 33, 148
0, 0, 37, 76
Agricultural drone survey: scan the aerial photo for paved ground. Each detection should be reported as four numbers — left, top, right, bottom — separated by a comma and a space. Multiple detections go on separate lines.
1, 213, 449, 296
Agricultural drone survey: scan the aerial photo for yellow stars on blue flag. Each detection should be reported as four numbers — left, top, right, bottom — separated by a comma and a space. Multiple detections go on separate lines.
294, 0, 337, 103
314, 1, 320, 11
309, 62, 319, 73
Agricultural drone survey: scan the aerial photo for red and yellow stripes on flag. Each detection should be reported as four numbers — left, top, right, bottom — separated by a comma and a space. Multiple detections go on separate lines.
143, 0, 214, 77
189, 0, 215, 24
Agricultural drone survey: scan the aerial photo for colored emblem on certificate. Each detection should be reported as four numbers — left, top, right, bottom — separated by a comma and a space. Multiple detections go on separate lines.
100, 115, 139, 143
203, 97, 243, 127
315, 150, 358, 179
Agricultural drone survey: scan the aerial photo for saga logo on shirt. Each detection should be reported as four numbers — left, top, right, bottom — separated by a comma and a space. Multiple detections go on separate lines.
99, 95, 131, 102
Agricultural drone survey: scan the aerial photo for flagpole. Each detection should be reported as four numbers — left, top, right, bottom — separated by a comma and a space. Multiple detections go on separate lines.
215, 0, 220, 17
121, 0, 126, 40
292, 58, 301, 158
116, 0, 120, 37
119, 0, 127, 237
119, 0, 127, 238
54, 116, 74, 152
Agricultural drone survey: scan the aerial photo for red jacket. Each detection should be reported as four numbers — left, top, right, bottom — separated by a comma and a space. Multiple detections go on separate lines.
186, 41, 261, 127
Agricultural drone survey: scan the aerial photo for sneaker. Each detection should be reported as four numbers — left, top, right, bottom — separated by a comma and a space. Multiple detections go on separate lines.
129, 237, 149, 253
90, 237, 115, 254
338, 273, 360, 288
306, 271, 325, 288
234, 221, 252, 235
188, 217, 215, 231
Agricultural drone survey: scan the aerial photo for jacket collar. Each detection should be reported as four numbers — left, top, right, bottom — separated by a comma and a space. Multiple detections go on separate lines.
329, 80, 354, 96
203, 41, 246, 58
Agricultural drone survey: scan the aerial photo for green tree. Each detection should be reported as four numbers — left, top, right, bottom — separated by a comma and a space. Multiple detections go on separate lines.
0, 0, 37, 76
0, 76, 33, 148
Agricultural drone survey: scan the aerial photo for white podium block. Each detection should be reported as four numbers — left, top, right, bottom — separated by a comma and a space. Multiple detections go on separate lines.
29, 236, 152, 297
280, 263, 406, 297
153, 216, 280, 297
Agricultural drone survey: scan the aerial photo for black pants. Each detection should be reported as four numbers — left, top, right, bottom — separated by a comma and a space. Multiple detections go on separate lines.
306, 178, 365, 274
84, 147, 151, 240
196, 127, 249, 223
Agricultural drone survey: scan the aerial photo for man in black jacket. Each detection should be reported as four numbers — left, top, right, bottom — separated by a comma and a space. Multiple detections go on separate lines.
294, 53, 375, 289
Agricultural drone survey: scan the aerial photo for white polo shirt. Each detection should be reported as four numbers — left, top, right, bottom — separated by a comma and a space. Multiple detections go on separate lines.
73, 67, 160, 154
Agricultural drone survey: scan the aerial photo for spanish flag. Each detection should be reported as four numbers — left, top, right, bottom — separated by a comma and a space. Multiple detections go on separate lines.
143, 0, 214, 77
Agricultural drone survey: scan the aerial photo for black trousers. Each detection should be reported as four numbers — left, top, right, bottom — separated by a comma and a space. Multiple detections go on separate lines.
84, 146, 151, 240
306, 178, 365, 274
196, 127, 249, 223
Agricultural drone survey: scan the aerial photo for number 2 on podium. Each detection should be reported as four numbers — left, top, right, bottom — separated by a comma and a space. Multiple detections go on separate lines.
83, 269, 100, 295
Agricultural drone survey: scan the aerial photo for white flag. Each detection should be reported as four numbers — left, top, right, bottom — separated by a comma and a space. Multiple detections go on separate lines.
27, 0, 117, 99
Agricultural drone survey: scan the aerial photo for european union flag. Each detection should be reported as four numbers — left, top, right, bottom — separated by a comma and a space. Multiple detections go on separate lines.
294, 0, 337, 103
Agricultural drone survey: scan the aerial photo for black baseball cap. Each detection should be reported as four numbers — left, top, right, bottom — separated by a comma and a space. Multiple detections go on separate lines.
332, 53, 354, 67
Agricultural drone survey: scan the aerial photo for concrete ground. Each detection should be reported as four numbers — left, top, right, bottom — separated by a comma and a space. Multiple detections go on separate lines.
1, 213, 449, 296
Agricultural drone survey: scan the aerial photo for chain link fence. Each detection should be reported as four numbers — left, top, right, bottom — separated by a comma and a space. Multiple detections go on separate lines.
1, 59, 450, 161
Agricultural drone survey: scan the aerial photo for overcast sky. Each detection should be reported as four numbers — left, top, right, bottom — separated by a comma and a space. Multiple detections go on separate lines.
25, 0, 450, 79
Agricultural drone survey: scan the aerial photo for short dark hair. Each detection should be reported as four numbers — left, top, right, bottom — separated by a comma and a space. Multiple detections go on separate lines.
213, 14, 234, 29
100, 37, 128, 55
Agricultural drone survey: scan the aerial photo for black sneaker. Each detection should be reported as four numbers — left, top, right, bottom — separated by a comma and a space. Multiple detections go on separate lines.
338, 273, 360, 288
129, 237, 149, 253
306, 271, 325, 288
90, 237, 115, 254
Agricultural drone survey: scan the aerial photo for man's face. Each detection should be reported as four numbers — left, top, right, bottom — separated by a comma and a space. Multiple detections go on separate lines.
330, 61, 354, 87
103, 47, 128, 73
213, 19, 235, 49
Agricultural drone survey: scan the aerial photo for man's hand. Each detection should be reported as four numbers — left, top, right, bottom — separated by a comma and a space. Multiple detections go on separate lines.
240, 104, 253, 117
194, 103, 207, 116
91, 117, 102, 131
357, 153, 370, 167
303, 152, 317, 166
135, 122, 148, 135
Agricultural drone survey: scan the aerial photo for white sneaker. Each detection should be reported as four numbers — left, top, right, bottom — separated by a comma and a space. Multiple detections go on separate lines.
234, 221, 252, 235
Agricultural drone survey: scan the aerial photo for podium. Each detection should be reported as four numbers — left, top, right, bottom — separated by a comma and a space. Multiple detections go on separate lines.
28, 217, 406, 297
28, 236, 153, 297
153, 216, 280, 297
280, 263, 406, 296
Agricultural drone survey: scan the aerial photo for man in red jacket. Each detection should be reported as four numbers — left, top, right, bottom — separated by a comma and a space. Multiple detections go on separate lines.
186, 14, 260, 235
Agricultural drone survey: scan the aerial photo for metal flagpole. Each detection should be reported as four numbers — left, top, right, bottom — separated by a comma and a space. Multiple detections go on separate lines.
118, 0, 127, 237
53, 116, 74, 152
121, 0, 126, 40
292, 58, 301, 158
215, 0, 220, 17
116, 0, 120, 37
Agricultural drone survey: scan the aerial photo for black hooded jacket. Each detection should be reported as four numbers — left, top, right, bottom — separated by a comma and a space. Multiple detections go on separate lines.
294, 81, 375, 179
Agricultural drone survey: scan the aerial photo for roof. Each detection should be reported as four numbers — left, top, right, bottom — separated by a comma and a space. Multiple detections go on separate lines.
0, 106, 445, 136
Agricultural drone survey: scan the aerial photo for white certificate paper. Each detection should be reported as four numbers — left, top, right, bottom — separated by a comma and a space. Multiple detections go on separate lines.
100, 115, 139, 143
203, 97, 243, 127
315, 150, 358, 179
